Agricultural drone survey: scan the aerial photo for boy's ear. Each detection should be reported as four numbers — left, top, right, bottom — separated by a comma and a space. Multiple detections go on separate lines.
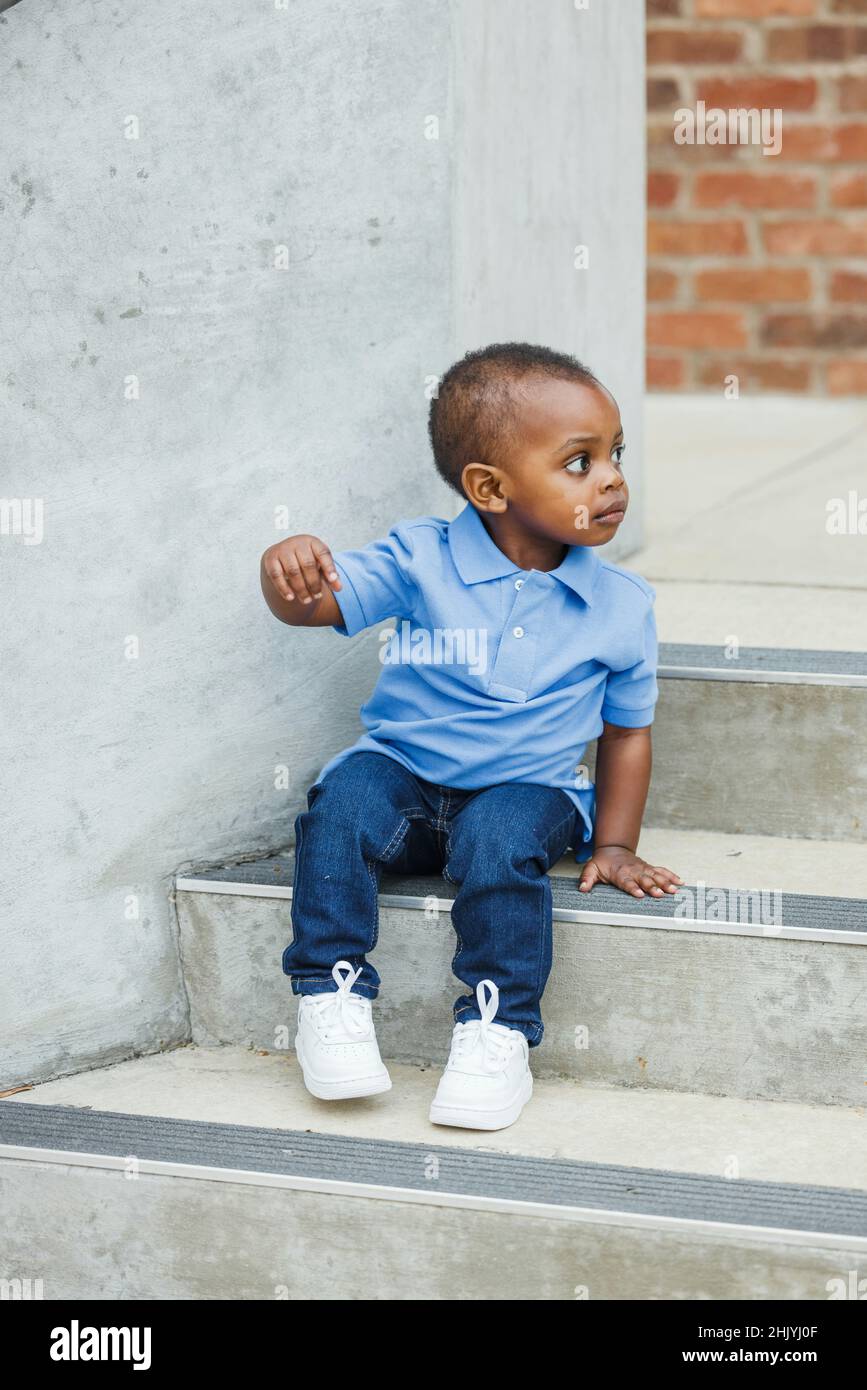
461, 461, 508, 512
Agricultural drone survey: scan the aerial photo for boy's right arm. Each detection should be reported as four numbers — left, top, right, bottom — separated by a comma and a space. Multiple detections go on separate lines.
260, 534, 344, 627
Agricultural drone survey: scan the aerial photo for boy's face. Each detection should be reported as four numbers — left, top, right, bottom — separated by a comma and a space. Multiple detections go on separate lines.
465, 376, 629, 548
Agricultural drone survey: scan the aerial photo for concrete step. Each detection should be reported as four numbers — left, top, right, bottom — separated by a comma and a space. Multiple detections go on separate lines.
639, 396, 867, 619
645, 644, 867, 841
553, 825, 867, 896
653, 582, 867, 655
173, 833, 867, 1108
2, 1047, 866, 1299
634, 397, 867, 839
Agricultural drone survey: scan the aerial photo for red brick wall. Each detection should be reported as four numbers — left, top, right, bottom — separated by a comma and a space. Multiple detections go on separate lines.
647, 0, 867, 393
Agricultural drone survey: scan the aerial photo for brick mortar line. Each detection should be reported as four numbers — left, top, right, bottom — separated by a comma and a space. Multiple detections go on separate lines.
648, 208, 867, 216
649, 163, 867, 171
647, 62, 867, 72
647, 114, 867, 122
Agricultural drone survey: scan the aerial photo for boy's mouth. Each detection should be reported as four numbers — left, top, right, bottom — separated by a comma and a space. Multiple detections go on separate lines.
594, 500, 627, 525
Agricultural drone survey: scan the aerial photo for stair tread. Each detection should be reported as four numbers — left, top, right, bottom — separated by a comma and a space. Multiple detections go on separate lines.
568, 826, 867, 898
658, 643, 867, 679
638, 396, 867, 607
4, 1045, 866, 1200
652, 581, 867, 654
636, 397, 867, 655
3, 1081, 866, 1238
178, 843, 867, 934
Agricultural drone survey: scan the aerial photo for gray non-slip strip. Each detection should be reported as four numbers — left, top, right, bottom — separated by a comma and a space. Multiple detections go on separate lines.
658, 643, 867, 680
2, 1101, 866, 1238
181, 853, 867, 936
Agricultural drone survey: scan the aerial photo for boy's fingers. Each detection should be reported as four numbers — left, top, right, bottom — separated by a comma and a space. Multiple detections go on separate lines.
578, 862, 599, 891
311, 543, 341, 590
646, 866, 682, 892
298, 551, 324, 602
637, 869, 665, 896
653, 866, 682, 883
618, 872, 645, 897
266, 559, 294, 601
655, 867, 682, 892
639, 876, 665, 897
282, 556, 311, 603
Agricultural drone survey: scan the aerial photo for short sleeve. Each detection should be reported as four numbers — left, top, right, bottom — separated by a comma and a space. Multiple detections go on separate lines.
600, 590, 659, 727
329, 524, 417, 637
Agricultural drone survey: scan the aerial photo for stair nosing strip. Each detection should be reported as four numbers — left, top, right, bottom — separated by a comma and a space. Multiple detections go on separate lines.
3, 1138, 866, 1254
174, 877, 867, 945
658, 644, 867, 688
6, 1104, 867, 1235
658, 665, 867, 687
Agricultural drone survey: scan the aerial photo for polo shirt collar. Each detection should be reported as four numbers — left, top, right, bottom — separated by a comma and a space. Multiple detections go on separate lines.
447, 502, 599, 606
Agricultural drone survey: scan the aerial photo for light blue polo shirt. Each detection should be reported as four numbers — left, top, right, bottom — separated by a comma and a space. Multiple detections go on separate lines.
314, 502, 658, 860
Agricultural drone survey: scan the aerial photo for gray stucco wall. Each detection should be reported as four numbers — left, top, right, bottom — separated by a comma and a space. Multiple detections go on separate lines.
1, 0, 645, 1086
452, 0, 647, 557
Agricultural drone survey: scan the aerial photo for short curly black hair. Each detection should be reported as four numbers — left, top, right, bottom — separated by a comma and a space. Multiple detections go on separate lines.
428, 342, 604, 498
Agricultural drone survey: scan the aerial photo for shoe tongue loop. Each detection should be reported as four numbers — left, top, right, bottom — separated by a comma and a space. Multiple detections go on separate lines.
448, 981, 518, 1072
317, 959, 368, 1038
332, 960, 363, 993
475, 978, 499, 1054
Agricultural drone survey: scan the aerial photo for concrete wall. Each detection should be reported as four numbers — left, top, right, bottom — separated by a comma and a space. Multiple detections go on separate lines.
452, 0, 647, 557
1, 0, 646, 1086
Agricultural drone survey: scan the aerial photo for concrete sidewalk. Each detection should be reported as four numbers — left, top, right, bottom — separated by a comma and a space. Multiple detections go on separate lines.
633, 396, 867, 651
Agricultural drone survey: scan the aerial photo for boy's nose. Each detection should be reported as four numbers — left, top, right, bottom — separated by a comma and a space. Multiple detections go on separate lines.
599, 469, 624, 491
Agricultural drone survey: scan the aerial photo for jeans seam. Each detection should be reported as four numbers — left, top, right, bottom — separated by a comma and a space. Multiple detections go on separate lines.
530, 803, 575, 1044
442, 810, 457, 884
368, 814, 414, 952
438, 791, 465, 976
448, 869, 464, 979
364, 854, 380, 952
531, 870, 549, 1045
284, 811, 307, 975
542, 809, 578, 855
379, 816, 411, 863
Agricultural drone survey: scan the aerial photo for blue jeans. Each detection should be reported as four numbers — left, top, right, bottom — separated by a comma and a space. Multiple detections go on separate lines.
282, 750, 578, 1046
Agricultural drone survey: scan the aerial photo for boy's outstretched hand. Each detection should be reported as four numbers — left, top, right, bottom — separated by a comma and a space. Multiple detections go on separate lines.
263, 534, 341, 605
578, 845, 683, 898
261, 534, 343, 626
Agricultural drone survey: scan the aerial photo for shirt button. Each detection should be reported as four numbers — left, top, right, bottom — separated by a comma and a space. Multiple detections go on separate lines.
513, 626, 524, 638
514, 578, 524, 590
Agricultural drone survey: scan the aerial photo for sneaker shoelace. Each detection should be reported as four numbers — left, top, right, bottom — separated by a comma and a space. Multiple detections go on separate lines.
309, 960, 370, 1040
450, 980, 520, 1073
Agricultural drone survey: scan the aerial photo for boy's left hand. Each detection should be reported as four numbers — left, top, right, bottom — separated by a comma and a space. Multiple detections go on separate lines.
578, 845, 682, 898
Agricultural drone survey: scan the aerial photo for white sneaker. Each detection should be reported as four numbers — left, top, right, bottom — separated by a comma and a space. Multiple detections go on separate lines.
295, 960, 392, 1100
428, 980, 532, 1131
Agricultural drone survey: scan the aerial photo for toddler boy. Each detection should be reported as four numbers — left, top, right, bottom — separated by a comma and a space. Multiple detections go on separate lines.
260, 343, 681, 1131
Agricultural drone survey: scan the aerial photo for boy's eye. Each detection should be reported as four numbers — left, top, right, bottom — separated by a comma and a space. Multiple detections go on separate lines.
564, 454, 591, 474
613, 444, 626, 466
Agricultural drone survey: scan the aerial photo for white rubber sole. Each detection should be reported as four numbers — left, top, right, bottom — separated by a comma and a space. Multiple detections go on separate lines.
295, 1034, 392, 1101
428, 1070, 533, 1131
